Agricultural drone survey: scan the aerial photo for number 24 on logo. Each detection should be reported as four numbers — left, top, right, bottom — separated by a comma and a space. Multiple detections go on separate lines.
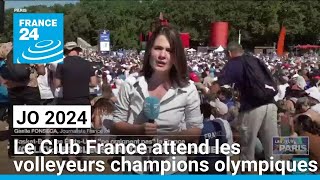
19, 28, 39, 41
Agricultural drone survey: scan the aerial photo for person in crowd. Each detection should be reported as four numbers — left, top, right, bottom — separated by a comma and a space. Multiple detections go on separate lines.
293, 114, 320, 172
89, 69, 103, 100
125, 65, 140, 85
91, 82, 117, 105
47, 63, 63, 103
0, 48, 45, 158
291, 96, 320, 131
274, 76, 290, 102
193, 99, 232, 174
218, 87, 239, 124
54, 42, 97, 161
37, 64, 55, 105
305, 86, 320, 113
0, 43, 10, 123
55, 41, 97, 105
111, 25, 203, 174
92, 97, 115, 132
202, 68, 214, 88
218, 42, 279, 169
209, 63, 215, 78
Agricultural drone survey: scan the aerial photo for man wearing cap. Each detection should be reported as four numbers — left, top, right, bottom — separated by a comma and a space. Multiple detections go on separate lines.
55, 41, 97, 105
54, 42, 97, 160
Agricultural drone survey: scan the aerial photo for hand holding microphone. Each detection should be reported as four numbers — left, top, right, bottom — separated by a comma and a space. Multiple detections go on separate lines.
143, 96, 160, 136
143, 123, 157, 136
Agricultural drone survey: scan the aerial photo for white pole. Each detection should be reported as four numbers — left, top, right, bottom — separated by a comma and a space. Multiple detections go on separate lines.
238, 30, 241, 44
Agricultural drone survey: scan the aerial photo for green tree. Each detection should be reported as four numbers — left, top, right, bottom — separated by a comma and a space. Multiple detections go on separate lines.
2, 0, 320, 49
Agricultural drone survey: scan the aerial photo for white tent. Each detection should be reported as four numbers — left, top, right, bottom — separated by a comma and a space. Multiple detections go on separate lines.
214, 45, 224, 52
187, 48, 196, 52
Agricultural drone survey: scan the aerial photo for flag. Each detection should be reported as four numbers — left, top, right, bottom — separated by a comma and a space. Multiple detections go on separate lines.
139, 33, 144, 42
277, 26, 286, 56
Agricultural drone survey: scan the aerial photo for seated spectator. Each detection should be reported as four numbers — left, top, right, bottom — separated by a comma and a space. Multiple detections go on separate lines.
92, 97, 115, 133
218, 87, 239, 124
294, 97, 320, 127
274, 76, 289, 102
294, 114, 320, 172
194, 99, 232, 174
305, 87, 320, 113
91, 83, 117, 105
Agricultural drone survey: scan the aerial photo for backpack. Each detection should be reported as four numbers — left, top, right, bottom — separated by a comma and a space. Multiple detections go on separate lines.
242, 55, 278, 106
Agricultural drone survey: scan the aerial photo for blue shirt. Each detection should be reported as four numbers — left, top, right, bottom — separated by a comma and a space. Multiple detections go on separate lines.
224, 98, 235, 109
194, 118, 232, 174
218, 56, 249, 111
209, 68, 215, 78
218, 55, 272, 112
218, 57, 245, 89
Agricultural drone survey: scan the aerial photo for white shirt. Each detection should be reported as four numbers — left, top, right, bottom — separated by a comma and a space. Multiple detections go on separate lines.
54, 87, 63, 98
311, 104, 320, 114
125, 74, 138, 85
37, 67, 54, 99
112, 88, 119, 98
106, 74, 112, 83
214, 118, 233, 146
112, 76, 203, 174
274, 83, 289, 102
48, 63, 63, 98
124, 70, 130, 78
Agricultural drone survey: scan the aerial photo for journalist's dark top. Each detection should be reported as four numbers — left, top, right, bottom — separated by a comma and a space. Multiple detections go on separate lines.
218, 55, 274, 112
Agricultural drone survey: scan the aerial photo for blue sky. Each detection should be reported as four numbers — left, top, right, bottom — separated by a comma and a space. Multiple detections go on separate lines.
5, 0, 79, 9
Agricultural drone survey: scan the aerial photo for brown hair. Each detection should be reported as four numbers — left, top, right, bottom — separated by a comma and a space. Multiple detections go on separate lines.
142, 25, 188, 88
93, 97, 115, 114
296, 115, 320, 135
101, 83, 114, 100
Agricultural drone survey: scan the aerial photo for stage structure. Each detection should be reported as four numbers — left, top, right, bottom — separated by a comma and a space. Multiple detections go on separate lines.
210, 22, 229, 48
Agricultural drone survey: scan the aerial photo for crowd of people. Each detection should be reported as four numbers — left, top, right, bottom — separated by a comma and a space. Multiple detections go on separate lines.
0, 25, 319, 174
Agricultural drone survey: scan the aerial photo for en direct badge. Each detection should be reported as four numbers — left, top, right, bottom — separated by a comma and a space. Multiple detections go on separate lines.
13, 13, 64, 64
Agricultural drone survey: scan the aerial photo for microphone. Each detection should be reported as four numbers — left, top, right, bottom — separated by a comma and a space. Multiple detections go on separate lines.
143, 96, 160, 173
143, 96, 160, 123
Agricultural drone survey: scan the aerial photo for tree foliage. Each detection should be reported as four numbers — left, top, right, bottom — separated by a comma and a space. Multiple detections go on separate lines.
1, 0, 320, 50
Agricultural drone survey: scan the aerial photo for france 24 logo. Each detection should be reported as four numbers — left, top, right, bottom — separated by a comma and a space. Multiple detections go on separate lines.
13, 13, 64, 64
